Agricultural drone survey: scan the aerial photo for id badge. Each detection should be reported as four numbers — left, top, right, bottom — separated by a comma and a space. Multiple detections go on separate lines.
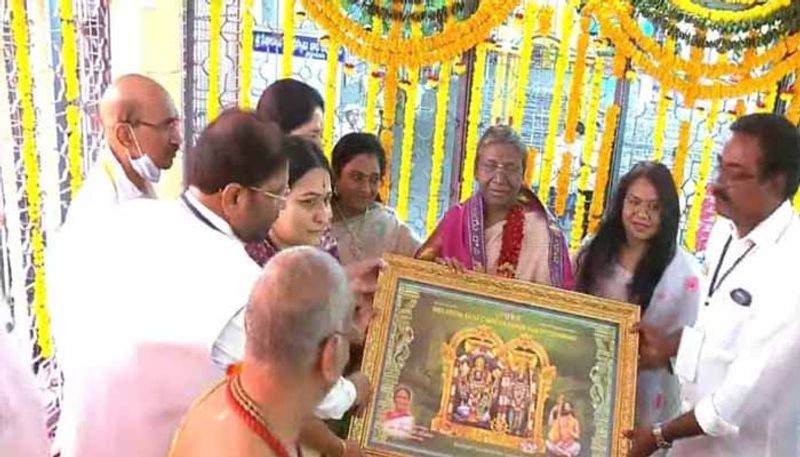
674, 326, 704, 383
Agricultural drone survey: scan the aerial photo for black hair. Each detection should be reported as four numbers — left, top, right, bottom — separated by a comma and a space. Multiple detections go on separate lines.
282, 135, 331, 187
256, 79, 325, 134
187, 108, 286, 193
575, 161, 680, 309
331, 132, 387, 178
730, 113, 800, 199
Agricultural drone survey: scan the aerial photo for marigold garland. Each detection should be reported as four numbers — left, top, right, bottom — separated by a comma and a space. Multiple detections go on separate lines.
460, 43, 488, 201
785, 72, 800, 123
539, 0, 579, 204
671, 0, 791, 23
490, 51, 508, 123
396, 8, 422, 221
524, 146, 538, 188
208, 0, 222, 120
239, 0, 255, 108
397, 68, 419, 222
379, 63, 399, 202
365, 1, 383, 134
322, 38, 340, 158
685, 99, 721, 251
426, 62, 452, 236
570, 56, 605, 250
564, 15, 591, 145
512, 2, 537, 132
652, 91, 671, 162
538, 6, 554, 36
763, 84, 778, 113
554, 154, 573, 217
672, 121, 691, 193
588, 104, 622, 235
282, 0, 295, 78
794, 188, 800, 213
299, 0, 519, 69
598, 2, 800, 82
597, 3, 800, 102
58, 0, 83, 198
10, 0, 51, 358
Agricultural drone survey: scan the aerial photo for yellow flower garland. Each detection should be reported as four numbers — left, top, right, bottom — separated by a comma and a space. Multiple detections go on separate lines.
672, 120, 691, 194
564, 15, 591, 145
460, 43, 488, 201
539, 0, 579, 204
794, 188, 800, 213
685, 99, 721, 251
379, 62, 400, 203
570, 56, 605, 250
512, 2, 537, 132
365, 1, 383, 134
60, 0, 83, 198
599, 10, 800, 101
322, 38, 340, 158
397, 68, 419, 222
11, 0, 51, 358
598, 2, 800, 81
524, 146, 538, 188
239, 0, 255, 108
786, 72, 800, 124
427, 62, 452, 235
763, 85, 778, 113
588, 104, 622, 234
554, 154, 573, 217
282, 0, 295, 78
490, 51, 508, 124
299, 0, 519, 69
208, 0, 222, 120
671, 0, 790, 23
538, 6, 554, 36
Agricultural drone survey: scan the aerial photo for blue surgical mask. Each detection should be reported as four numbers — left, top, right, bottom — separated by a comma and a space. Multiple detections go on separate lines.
126, 125, 161, 183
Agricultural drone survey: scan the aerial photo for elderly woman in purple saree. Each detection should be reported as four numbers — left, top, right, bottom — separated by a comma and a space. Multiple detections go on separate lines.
417, 126, 573, 289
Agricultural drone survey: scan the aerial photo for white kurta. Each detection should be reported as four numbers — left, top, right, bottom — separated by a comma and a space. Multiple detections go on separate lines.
63, 149, 155, 229
49, 196, 260, 457
673, 201, 800, 456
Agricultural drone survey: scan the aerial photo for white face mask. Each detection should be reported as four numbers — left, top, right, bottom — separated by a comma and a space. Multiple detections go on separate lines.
126, 125, 162, 183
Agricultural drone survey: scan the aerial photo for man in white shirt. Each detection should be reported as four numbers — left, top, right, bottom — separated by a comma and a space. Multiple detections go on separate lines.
63, 73, 181, 227
628, 113, 800, 456
50, 108, 379, 457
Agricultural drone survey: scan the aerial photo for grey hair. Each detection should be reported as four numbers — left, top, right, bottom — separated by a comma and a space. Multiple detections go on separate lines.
477, 125, 528, 168
244, 247, 352, 371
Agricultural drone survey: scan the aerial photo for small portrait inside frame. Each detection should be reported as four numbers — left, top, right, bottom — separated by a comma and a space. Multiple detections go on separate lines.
350, 255, 639, 457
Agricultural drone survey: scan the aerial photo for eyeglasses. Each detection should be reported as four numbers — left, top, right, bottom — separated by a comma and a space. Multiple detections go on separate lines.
624, 196, 660, 218
249, 186, 289, 208
130, 117, 181, 133
713, 168, 758, 187
477, 160, 523, 177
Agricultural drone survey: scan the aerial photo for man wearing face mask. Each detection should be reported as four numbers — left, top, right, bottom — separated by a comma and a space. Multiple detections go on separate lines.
50, 109, 287, 457
49, 108, 383, 457
63, 73, 181, 228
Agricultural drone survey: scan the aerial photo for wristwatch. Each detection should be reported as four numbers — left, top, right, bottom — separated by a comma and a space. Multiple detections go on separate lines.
652, 423, 672, 449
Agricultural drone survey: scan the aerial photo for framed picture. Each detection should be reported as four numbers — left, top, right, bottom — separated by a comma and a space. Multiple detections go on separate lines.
349, 255, 640, 457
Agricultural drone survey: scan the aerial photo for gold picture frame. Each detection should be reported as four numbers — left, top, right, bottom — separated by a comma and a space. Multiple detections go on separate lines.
349, 255, 640, 457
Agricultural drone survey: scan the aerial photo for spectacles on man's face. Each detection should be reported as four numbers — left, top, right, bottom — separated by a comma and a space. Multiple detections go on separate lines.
131, 117, 181, 133
477, 159, 524, 177
249, 186, 289, 209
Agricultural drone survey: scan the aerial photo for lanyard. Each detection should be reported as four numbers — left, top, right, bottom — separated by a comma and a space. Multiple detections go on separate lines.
181, 193, 223, 235
705, 235, 755, 305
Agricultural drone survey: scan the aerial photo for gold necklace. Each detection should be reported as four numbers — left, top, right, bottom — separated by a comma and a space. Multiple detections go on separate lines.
334, 201, 371, 261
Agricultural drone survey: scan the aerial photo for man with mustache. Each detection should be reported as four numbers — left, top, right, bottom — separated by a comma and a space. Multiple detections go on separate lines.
627, 113, 800, 456
63, 73, 182, 228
